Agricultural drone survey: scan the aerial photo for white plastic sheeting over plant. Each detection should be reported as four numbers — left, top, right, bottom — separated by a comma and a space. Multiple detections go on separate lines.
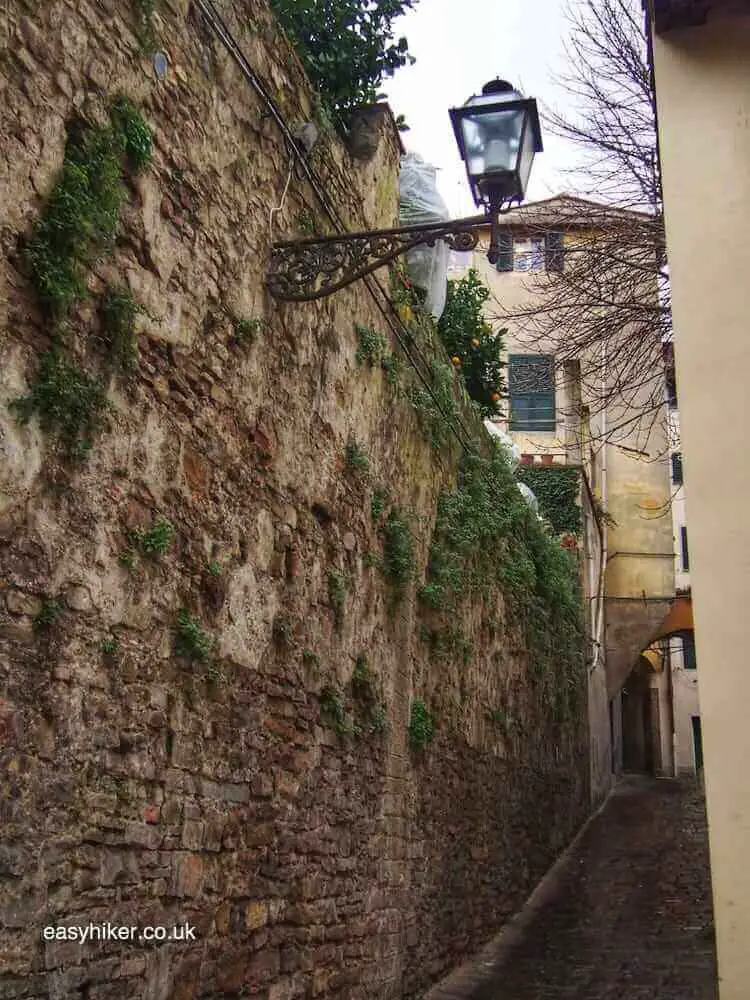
398, 153, 450, 320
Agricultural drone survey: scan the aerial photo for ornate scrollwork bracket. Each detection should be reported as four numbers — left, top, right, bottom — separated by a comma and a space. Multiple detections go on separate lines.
266, 214, 494, 302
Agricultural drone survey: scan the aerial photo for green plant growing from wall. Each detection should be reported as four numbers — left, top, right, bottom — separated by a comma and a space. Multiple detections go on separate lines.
371, 485, 390, 522
420, 623, 473, 664
132, 0, 160, 52
327, 568, 348, 628
381, 508, 415, 597
407, 359, 461, 451
174, 609, 214, 664
33, 598, 61, 632
419, 445, 585, 722
319, 685, 359, 739
11, 351, 109, 461
14, 100, 152, 460
355, 324, 386, 367
345, 439, 370, 477
25, 102, 151, 320
99, 286, 140, 370
515, 465, 582, 535
380, 352, 403, 387
437, 269, 506, 419
268, 0, 417, 133
101, 635, 119, 657
232, 316, 264, 347
296, 207, 316, 235
138, 518, 176, 557
110, 95, 154, 173
408, 699, 434, 751
207, 561, 222, 577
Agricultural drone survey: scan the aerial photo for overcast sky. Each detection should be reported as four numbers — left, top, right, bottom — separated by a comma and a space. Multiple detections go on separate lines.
383, 0, 584, 216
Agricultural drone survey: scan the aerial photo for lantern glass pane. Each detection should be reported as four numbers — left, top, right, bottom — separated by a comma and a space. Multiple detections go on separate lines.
460, 107, 525, 177
517, 118, 536, 196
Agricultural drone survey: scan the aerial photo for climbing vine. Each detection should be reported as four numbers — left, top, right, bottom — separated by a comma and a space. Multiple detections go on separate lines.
515, 465, 582, 536
419, 446, 585, 720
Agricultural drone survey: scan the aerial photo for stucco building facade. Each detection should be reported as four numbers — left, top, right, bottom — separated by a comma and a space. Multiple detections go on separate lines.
456, 196, 676, 799
646, 2, 750, 996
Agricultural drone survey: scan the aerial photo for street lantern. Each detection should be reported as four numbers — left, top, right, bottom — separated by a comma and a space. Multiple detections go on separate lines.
450, 79, 543, 212
267, 78, 543, 300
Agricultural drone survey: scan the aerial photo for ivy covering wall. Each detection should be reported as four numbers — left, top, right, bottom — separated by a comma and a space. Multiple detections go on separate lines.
515, 465, 583, 536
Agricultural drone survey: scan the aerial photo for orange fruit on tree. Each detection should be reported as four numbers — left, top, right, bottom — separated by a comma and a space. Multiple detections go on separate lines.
451, 356, 462, 366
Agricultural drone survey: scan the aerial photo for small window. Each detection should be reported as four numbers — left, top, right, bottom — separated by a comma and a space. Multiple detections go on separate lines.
683, 633, 697, 670
495, 232, 513, 273
680, 526, 690, 571
671, 453, 683, 485
508, 355, 556, 431
513, 236, 545, 272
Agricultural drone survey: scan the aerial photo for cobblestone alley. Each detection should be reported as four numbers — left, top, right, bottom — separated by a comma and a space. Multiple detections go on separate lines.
428, 777, 719, 1000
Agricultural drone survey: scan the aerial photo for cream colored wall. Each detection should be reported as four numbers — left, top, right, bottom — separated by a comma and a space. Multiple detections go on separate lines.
471, 242, 574, 457
671, 640, 700, 774
652, 13, 750, 998
605, 442, 674, 600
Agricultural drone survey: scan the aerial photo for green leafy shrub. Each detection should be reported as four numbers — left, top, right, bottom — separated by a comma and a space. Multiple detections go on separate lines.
320, 685, 358, 738
138, 518, 175, 556
33, 598, 61, 631
437, 269, 506, 418
327, 568, 348, 627
371, 485, 390, 521
380, 352, 403, 386
11, 351, 109, 460
269, 0, 417, 133
420, 446, 585, 718
100, 286, 140, 370
232, 316, 264, 346
24, 98, 151, 318
408, 699, 434, 751
407, 360, 460, 451
344, 439, 370, 477
110, 96, 153, 172
355, 324, 386, 367
381, 508, 415, 596
174, 609, 214, 663
101, 635, 119, 656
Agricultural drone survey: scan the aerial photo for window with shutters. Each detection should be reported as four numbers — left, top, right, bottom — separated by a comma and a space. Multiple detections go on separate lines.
494, 231, 565, 274
508, 355, 556, 431
671, 452, 683, 485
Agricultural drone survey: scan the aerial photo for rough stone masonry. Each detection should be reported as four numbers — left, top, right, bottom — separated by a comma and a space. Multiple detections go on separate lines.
0, 1, 590, 998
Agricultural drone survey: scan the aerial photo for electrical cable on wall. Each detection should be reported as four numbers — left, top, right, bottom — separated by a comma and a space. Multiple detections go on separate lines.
193, 0, 477, 455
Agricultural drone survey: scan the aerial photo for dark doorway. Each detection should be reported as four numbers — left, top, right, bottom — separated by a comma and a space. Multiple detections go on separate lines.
622, 670, 655, 774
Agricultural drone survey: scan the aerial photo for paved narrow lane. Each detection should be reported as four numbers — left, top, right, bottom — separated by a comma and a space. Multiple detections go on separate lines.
431, 777, 719, 1000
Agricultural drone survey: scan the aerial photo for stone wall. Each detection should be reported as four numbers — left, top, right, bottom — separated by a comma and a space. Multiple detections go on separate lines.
0, 2, 590, 998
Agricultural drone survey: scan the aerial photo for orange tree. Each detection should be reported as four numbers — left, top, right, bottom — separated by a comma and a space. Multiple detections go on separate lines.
437, 269, 506, 419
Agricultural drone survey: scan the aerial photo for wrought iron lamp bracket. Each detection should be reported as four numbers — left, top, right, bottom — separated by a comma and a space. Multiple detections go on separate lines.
266, 202, 515, 302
